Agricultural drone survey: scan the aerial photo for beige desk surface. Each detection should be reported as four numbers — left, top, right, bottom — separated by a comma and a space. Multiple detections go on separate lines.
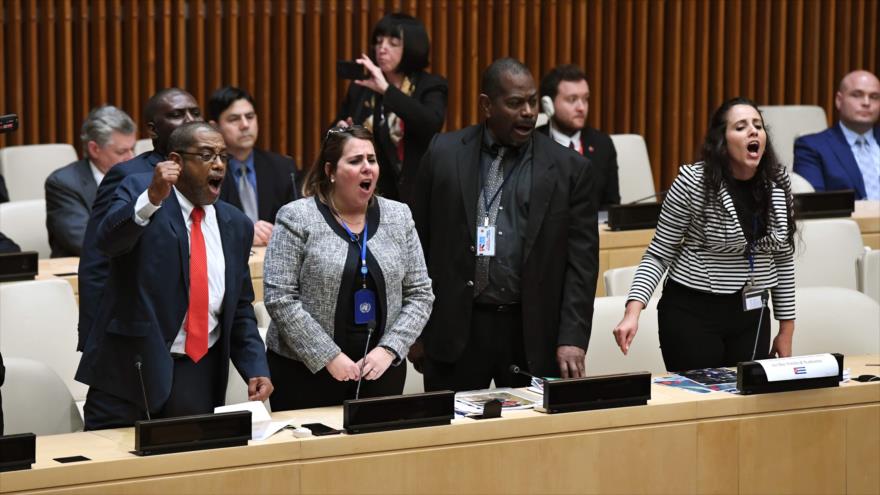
2, 355, 878, 494
30, 201, 880, 300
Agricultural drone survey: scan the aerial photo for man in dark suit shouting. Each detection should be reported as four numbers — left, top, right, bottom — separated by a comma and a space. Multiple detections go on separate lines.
75, 122, 272, 430
411, 58, 599, 391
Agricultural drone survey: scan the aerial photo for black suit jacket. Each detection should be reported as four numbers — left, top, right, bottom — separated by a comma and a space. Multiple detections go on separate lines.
413, 125, 599, 377
77, 151, 163, 351
45, 158, 99, 257
75, 172, 269, 412
336, 71, 448, 206
536, 124, 620, 208
219, 148, 298, 223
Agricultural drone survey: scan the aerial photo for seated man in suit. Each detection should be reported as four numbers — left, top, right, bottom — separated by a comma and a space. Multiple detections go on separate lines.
536, 64, 620, 209
77, 88, 203, 352
45, 105, 137, 257
794, 70, 880, 200
75, 122, 273, 430
207, 86, 299, 246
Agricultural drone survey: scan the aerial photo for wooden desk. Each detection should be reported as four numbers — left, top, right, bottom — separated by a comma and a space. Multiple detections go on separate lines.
35, 247, 267, 303
2, 356, 878, 494
32, 201, 880, 300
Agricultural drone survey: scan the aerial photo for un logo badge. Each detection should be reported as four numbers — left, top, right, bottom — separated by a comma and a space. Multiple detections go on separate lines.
359, 302, 372, 313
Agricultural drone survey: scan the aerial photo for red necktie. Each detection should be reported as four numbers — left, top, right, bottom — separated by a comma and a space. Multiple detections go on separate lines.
185, 206, 209, 362
570, 140, 583, 155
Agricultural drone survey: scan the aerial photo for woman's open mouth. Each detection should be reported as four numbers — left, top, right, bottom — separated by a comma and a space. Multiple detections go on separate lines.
746, 141, 761, 159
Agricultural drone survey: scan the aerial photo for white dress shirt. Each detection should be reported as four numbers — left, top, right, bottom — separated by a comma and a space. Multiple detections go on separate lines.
548, 122, 583, 154
89, 161, 105, 186
133, 188, 226, 353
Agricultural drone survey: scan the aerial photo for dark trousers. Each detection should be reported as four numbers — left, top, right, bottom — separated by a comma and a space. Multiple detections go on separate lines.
423, 304, 531, 392
84, 343, 222, 431
268, 331, 406, 411
657, 280, 771, 372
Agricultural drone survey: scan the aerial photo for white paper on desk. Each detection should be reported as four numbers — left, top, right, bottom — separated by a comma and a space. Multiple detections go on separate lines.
756, 353, 839, 382
214, 401, 296, 441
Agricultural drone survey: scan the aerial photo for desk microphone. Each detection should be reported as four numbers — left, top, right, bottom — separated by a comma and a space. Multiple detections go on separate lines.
625, 189, 669, 205
134, 355, 151, 421
355, 320, 376, 400
509, 364, 545, 383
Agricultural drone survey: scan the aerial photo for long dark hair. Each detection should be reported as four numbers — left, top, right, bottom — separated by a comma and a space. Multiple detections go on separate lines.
700, 97, 796, 245
302, 125, 374, 202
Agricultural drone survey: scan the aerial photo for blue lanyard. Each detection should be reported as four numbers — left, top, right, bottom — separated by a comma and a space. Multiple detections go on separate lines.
480, 151, 519, 224
337, 215, 369, 286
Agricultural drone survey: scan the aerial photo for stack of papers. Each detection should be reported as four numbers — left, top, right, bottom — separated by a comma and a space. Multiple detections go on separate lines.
215, 401, 297, 440
454, 388, 540, 416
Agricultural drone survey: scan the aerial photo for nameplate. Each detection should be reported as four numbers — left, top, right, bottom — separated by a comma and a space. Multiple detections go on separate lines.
794, 190, 855, 219
607, 203, 662, 231
0, 251, 38, 282
0, 433, 36, 472
737, 353, 843, 395
758, 353, 840, 382
343, 390, 455, 434
536, 372, 652, 414
134, 411, 251, 456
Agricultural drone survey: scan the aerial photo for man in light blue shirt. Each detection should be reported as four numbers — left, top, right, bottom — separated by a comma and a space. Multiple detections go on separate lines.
794, 70, 880, 200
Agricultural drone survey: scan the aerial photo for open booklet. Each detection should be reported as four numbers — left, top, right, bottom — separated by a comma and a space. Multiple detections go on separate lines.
215, 401, 297, 441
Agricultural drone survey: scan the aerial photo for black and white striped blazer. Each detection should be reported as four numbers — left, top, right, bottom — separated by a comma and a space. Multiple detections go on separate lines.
628, 163, 796, 320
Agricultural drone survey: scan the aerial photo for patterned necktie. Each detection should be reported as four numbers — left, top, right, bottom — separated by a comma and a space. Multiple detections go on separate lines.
854, 136, 880, 200
238, 163, 259, 223
185, 207, 209, 363
474, 147, 506, 295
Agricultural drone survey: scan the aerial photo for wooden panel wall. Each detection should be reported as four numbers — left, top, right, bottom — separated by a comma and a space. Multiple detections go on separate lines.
1, 0, 878, 189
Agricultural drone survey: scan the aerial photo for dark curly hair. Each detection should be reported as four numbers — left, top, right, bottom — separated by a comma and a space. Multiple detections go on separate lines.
700, 97, 796, 246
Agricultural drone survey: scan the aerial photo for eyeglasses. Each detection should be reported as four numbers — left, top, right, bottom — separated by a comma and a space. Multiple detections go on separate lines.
324, 125, 369, 142
175, 150, 230, 164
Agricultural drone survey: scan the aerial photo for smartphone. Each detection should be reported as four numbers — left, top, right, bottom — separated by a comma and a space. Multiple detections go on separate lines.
301, 422, 342, 436
336, 61, 368, 80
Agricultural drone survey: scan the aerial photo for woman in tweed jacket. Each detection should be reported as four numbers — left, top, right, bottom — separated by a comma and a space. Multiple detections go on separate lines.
613, 97, 797, 372
263, 126, 434, 410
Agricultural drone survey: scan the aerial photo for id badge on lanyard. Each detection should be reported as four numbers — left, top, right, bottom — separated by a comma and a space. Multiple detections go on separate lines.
338, 214, 377, 324
476, 217, 496, 256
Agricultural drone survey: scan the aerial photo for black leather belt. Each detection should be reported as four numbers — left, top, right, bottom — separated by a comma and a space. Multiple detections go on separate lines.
473, 302, 521, 313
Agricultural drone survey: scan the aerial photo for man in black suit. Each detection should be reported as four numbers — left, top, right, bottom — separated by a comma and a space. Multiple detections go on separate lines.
411, 58, 599, 391
76, 122, 272, 430
537, 64, 620, 209
77, 88, 204, 352
45, 105, 137, 257
207, 86, 298, 246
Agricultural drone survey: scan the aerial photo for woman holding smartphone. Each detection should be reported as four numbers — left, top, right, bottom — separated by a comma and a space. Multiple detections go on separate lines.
334, 13, 448, 207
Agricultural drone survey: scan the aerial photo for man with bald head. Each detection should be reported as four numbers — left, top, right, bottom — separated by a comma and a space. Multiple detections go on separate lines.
76, 122, 272, 430
794, 70, 880, 199
77, 88, 204, 351
412, 58, 599, 391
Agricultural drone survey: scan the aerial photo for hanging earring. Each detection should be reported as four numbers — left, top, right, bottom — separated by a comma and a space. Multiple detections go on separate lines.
330, 176, 336, 183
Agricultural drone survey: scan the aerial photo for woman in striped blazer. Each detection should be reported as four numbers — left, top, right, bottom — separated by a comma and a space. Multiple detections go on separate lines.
613, 97, 796, 372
